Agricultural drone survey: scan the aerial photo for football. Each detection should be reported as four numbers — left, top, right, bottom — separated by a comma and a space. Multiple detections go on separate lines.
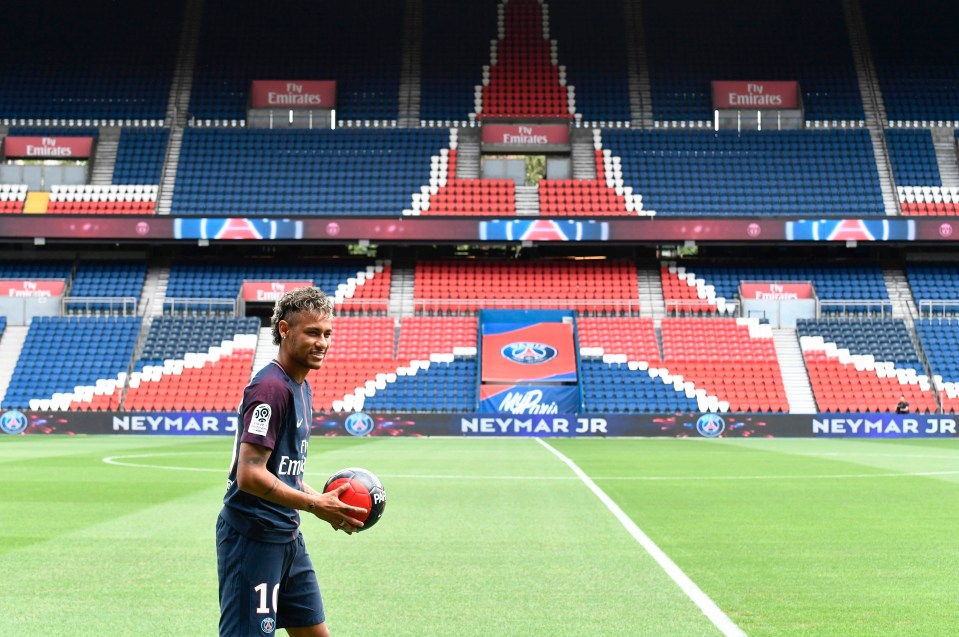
323, 467, 386, 532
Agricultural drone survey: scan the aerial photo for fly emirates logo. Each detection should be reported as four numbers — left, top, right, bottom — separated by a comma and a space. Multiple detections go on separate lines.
277, 440, 309, 477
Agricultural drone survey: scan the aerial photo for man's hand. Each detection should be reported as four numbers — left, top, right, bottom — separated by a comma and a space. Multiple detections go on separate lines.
308, 482, 367, 533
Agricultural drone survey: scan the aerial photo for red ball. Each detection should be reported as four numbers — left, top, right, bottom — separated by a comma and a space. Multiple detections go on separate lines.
323, 467, 386, 531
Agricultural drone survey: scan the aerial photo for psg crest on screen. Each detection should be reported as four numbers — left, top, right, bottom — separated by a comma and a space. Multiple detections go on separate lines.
323, 467, 386, 531
500, 342, 558, 365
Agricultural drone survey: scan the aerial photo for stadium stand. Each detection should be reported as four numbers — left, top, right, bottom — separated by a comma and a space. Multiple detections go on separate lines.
0, 260, 73, 280
189, 0, 402, 122
313, 316, 480, 413
47, 185, 157, 215
164, 260, 390, 314
800, 335, 937, 413
3, 317, 140, 411
420, 0, 498, 122
413, 259, 640, 314
796, 318, 922, 369
405, 136, 518, 216
916, 320, 959, 414
123, 317, 259, 412
476, 0, 572, 120
885, 129, 941, 187
865, 0, 959, 124
906, 264, 959, 316
547, 0, 631, 123
661, 317, 788, 413
601, 130, 884, 217
172, 129, 448, 216
113, 128, 171, 185
898, 186, 959, 217
0, 1, 181, 123
643, 0, 863, 123
661, 261, 890, 315
64, 261, 146, 314
0, 185, 27, 214
580, 359, 702, 413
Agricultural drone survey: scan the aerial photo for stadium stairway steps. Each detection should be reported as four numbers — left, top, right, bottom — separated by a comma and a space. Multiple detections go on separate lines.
843, 0, 887, 126
773, 328, 818, 414
932, 129, 959, 189
570, 128, 597, 179
882, 268, 919, 320
842, 0, 899, 214
89, 127, 121, 185
141, 266, 170, 319
869, 128, 901, 216
623, 0, 653, 128
636, 267, 666, 323
387, 265, 416, 317
167, 0, 203, 127
0, 326, 29, 406
515, 185, 540, 215
158, 127, 183, 214
454, 127, 481, 178
398, 0, 423, 127
251, 327, 278, 379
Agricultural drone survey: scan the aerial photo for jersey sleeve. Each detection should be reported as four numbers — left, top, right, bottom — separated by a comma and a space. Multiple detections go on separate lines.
239, 379, 290, 450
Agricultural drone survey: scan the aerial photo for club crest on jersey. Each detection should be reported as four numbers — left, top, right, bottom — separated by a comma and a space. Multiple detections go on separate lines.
501, 342, 557, 365
248, 404, 271, 436
260, 617, 276, 634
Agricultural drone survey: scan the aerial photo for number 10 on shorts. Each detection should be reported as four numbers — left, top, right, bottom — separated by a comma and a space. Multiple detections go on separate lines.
255, 582, 279, 614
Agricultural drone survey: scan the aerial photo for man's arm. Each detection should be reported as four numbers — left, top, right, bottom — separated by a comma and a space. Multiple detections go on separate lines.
236, 442, 367, 531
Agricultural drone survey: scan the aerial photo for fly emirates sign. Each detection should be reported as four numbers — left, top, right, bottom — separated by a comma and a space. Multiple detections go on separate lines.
250, 81, 337, 108
712, 81, 800, 109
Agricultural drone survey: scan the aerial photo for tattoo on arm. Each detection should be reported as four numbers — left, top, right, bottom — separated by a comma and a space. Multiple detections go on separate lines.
263, 478, 279, 497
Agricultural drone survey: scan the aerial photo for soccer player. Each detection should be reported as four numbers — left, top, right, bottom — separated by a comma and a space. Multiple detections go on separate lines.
217, 286, 367, 636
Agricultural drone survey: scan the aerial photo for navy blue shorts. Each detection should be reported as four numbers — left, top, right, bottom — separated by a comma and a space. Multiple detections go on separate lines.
216, 514, 325, 636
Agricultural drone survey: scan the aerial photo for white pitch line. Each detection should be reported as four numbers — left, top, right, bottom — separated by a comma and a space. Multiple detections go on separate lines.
535, 438, 748, 637
102, 454, 959, 481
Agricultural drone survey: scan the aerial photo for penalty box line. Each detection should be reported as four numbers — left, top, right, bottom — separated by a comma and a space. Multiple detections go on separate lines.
535, 438, 748, 637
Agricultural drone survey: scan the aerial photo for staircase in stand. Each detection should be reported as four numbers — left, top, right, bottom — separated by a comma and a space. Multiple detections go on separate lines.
773, 328, 818, 414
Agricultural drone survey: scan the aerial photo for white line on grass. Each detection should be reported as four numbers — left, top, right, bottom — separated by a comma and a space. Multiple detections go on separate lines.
102, 454, 959, 481
535, 438, 748, 637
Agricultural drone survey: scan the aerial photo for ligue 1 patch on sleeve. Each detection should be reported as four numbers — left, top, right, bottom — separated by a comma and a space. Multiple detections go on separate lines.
249, 404, 272, 436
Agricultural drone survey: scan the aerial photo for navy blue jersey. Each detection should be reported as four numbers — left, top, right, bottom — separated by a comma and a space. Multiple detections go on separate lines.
220, 361, 313, 543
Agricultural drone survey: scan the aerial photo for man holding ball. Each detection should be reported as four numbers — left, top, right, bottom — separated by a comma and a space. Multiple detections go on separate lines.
217, 286, 367, 636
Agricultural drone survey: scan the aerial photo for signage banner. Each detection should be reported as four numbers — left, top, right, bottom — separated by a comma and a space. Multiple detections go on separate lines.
481, 124, 570, 146
241, 280, 314, 301
5, 410, 957, 438
740, 282, 814, 300
4, 136, 94, 158
0, 279, 66, 297
481, 322, 577, 382
811, 414, 958, 438
712, 81, 800, 109
250, 80, 337, 108
478, 384, 580, 415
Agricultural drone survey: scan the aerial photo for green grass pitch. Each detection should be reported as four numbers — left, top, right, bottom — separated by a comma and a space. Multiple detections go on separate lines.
1, 435, 957, 636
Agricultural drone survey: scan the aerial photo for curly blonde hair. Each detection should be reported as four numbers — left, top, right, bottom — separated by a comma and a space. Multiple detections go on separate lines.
270, 286, 335, 345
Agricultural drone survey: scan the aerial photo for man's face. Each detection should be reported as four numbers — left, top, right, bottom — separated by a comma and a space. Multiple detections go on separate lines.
280, 310, 333, 372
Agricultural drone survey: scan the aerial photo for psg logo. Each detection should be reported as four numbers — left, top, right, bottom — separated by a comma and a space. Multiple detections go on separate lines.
344, 412, 375, 437
696, 414, 726, 438
501, 342, 558, 365
259, 617, 275, 634
0, 410, 28, 435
